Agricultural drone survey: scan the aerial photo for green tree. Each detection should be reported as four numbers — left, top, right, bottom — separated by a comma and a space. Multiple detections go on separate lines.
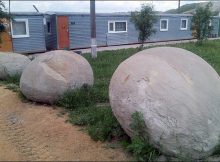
0, 1, 10, 20
130, 4, 157, 48
191, 2, 213, 44
0, 0, 11, 43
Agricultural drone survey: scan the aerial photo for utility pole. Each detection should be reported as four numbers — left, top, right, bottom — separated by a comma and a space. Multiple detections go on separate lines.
90, 0, 97, 58
178, 0, 181, 13
9, 0, 10, 14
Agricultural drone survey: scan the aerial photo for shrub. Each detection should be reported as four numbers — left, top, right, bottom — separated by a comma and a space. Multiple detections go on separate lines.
191, 2, 213, 44
130, 4, 157, 48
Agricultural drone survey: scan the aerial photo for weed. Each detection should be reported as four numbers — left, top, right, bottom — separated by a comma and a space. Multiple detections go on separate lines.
56, 85, 96, 110
127, 112, 160, 161
0, 74, 21, 92
0, 74, 21, 86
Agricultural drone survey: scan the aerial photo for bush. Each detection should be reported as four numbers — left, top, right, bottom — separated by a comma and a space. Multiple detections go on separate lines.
191, 2, 213, 44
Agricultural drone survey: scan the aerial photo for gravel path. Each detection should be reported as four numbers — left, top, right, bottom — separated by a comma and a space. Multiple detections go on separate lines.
0, 86, 130, 161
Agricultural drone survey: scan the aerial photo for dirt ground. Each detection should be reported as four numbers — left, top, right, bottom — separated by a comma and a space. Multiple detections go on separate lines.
0, 86, 130, 161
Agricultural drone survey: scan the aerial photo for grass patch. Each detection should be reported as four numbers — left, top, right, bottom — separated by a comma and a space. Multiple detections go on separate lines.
56, 85, 96, 110
0, 74, 21, 92
126, 112, 160, 161
69, 106, 126, 142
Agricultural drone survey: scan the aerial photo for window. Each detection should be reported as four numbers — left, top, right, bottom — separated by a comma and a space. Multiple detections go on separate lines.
180, 19, 188, 30
109, 22, 114, 32
160, 19, 168, 31
209, 20, 212, 26
11, 19, 29, 38
108, 21, 127, 33
47, 21, 51, 34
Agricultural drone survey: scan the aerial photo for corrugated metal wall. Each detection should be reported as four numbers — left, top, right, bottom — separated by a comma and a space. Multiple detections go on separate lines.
12, 15, 46, 53
211, 17, 219, 37
45, 14, 58, 50
47, 13, 220, 50
68, 14, 195, 49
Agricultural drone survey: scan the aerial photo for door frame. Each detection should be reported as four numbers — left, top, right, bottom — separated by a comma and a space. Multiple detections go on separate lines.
56, 16, 70, 50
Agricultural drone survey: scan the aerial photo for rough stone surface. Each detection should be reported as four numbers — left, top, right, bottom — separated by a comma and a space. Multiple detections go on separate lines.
20, 50, 94, 103
109, 47, 220, 159
0, 52, 30, 79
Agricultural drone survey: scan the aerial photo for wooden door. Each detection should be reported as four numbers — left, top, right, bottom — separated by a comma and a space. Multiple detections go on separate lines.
57, 16, 70, 49
0, 20, 12, 52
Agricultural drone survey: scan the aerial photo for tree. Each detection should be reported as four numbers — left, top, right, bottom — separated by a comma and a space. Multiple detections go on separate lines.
0, 1, 10, 20
130, 4, 157, 48
0, 0, 11, 43
191, 2, 213, 44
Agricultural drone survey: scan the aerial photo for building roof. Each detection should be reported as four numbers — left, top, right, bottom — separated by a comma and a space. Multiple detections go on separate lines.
11, 12, 44, 16
12, 11, 219, 18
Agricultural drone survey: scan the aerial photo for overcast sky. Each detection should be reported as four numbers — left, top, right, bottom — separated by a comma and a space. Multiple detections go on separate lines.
3, 1, 206, 13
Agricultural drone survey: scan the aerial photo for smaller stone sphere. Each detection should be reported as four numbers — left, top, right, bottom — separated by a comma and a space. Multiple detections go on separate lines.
109, 47, 220, 159
20, 50, 94, 103
0, 52, 30, 79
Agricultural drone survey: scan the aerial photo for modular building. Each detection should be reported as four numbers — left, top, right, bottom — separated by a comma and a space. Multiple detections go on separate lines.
0, 12, 219, 53
45, 12, 220, 50
0, 12, 46, 53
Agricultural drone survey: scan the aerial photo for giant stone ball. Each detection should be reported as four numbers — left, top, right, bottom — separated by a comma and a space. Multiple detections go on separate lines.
109, 47, 220, 159
0, 52, 30, 79
20, 50, 94, 104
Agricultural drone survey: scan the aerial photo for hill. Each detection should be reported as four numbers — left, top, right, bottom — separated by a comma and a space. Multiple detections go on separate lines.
165, 1, 220, 15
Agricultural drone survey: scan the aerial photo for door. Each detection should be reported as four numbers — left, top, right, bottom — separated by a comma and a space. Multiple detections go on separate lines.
57, 16, 70, 49
0, 20, 12, 52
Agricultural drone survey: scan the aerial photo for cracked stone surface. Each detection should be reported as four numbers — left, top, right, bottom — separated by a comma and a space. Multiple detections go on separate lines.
20, 50, 94, 104
109, 47, 220, 159
0, 52, 31, 79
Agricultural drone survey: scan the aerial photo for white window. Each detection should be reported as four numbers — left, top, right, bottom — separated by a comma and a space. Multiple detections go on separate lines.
160, 19, 168, 31
47, 21, 51, 34
108, 21, 127, 33
180, 19, 188, 30
11, 19, 29, 38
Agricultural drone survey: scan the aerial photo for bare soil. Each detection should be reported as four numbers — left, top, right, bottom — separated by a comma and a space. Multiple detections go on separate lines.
0, 86, 130, 161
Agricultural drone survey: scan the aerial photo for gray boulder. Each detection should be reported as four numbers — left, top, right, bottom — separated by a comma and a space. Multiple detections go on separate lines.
20, 50, 94, 103
0, 52, 30, 79
109, 47, 220, 159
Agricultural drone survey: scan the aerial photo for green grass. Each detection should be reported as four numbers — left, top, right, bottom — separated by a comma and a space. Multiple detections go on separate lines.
0, 74, 21, 92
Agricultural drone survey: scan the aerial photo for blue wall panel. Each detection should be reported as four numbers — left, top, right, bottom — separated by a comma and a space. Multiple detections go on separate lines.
12, 15, 46, 53
47, 13, 220, 50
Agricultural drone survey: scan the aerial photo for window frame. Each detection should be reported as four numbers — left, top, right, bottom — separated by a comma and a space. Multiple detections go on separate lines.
11, 19, 30, 38
160, 19, 169, 32
108, 20, 127, 33
209, 20, 212, 26
180, 18, 188, 30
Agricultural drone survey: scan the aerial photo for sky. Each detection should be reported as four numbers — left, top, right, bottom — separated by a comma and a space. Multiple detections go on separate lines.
3, 1, 206, 13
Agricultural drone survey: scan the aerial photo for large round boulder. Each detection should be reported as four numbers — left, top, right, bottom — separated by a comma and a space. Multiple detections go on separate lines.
109, 47, 220, 159
0, 52, 30, 79
20, 50, 94, 104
